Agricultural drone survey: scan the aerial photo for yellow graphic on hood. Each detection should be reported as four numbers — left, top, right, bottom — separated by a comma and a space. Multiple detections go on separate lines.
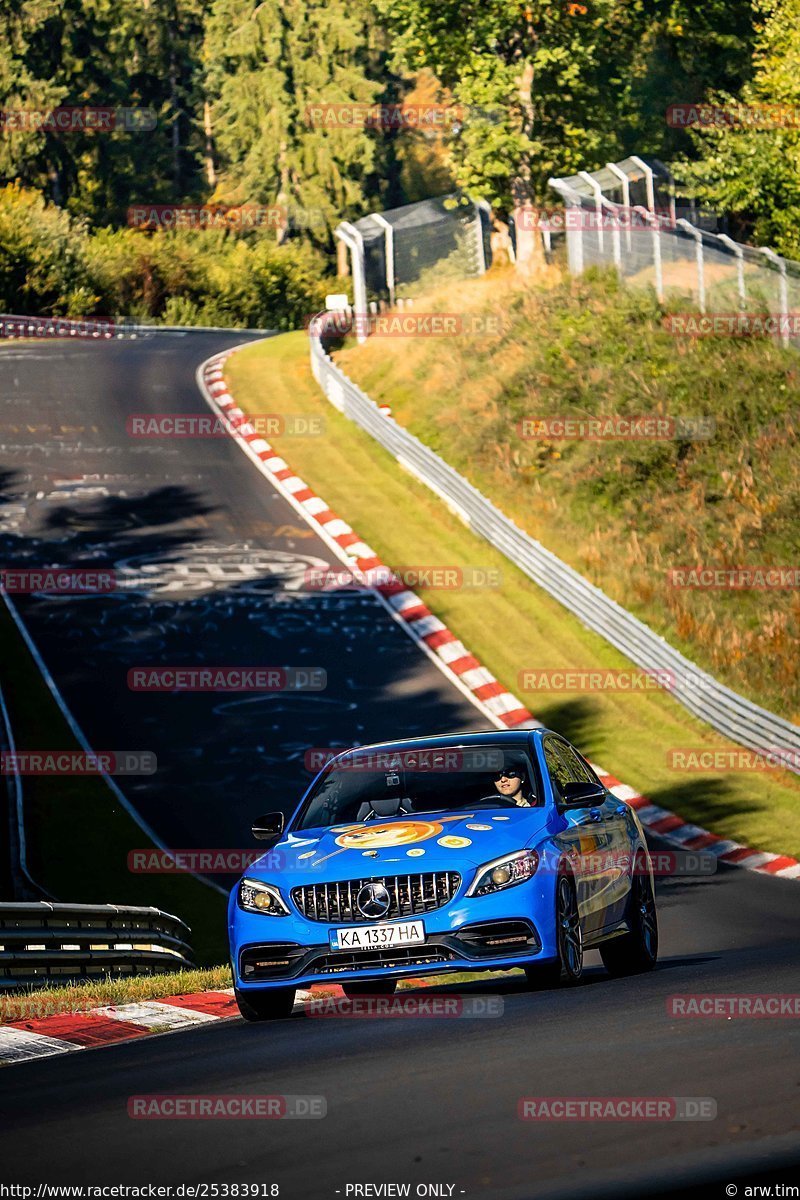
334, 820, 444, 849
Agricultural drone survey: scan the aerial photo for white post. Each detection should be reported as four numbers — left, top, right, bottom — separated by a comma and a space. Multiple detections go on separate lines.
635, 206, 663, 301
677, 219, 706, 314
548, 180, 584, 274
717, 234, 747, 309
758, 247, 790, 345
475, 201, 491, 273
630, 155, 656, 215
335, 222, 368, 344
607, 161, 632, 253
578, 170, 604, 254
370, 213, 395, 306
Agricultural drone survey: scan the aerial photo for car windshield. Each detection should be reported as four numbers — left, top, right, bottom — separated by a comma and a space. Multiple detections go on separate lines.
295, 745, 539, 830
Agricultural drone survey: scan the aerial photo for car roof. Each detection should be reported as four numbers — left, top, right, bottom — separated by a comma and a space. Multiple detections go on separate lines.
333, 729, 550, 759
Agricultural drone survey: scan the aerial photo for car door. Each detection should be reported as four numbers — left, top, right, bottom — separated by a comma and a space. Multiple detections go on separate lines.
559, 740, 632, 927
543, 736, 608, 937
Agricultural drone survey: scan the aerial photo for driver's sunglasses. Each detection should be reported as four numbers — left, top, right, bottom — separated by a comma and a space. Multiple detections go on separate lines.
494, 769, 521, 781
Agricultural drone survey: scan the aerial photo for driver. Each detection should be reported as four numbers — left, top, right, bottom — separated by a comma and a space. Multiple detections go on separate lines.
493, 757, 536, 807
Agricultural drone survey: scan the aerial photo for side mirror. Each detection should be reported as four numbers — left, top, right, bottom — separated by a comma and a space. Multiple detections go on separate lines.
559, 781, 606, 807
252, 812, 285, 841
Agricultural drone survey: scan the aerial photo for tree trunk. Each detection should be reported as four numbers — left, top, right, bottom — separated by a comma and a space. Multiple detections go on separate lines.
203, 99, 216, 187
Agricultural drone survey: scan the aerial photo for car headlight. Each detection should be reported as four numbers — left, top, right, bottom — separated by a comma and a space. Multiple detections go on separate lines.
466, 850, 539, 897
238, 878, 290, 916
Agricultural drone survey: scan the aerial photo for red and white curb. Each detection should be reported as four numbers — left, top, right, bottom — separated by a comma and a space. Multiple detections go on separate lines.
0, 978, 444, 1067
198, 346, 800, 885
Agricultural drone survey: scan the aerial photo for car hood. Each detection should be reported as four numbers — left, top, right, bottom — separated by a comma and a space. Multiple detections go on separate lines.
247, 808, 552, 884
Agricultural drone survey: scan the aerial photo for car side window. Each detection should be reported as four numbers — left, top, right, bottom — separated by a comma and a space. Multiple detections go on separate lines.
543, 738, 572, 797
554, 740, 595, 784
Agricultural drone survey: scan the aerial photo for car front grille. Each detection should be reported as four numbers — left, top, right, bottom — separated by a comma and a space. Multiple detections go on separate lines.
312, 945, 456, 974
291, 872, 461, 923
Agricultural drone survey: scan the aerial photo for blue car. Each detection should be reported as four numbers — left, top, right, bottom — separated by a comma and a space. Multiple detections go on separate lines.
228, 729, 658, 1020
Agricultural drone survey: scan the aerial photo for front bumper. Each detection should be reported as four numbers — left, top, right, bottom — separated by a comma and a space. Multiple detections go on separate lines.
229, 877, 558, 990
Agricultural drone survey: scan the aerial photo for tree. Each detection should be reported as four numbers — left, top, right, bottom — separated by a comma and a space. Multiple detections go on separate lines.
676, 0, 800, 258
203, 0, 383, 237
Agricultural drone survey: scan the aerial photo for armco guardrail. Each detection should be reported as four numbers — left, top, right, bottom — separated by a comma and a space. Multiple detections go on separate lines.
0, 902, 193, 988
309, 321, 800, 773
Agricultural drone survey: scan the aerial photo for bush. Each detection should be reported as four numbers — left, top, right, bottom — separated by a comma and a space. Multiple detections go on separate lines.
0, 185, 333, 329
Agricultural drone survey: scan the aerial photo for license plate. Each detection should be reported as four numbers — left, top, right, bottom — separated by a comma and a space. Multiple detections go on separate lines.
330, 919, 425, 951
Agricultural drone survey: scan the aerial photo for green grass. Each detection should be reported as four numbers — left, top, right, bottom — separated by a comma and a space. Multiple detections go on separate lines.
0, 602, 227, 965
0, 966, 233, 1024
226, 329, 800, 861
337, 268, 800, 723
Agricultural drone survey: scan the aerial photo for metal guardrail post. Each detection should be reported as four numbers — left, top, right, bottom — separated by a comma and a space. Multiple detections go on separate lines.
677, 219, 706, 314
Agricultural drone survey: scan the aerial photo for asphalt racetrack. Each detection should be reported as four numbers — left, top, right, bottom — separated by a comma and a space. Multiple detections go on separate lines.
0, 334, 798, 1198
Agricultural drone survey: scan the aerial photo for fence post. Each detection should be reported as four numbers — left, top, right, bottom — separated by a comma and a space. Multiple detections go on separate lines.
635, 207, 663, 301
677, 219, 706, 314
758, 247, 790, 346
335, 222, 368, 344
716, 234, 747, 310
370, 213, 395, 306
630, 155, 656, 214
548, 180, 584, 274
475, 200, 491, 274
579, 170, 604, 255
606, 161, 633, 253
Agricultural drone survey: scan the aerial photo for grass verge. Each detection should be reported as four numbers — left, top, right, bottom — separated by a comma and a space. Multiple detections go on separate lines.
337, 268, 800, 721
226, 330, 800, 860
0, 966, 232, 1024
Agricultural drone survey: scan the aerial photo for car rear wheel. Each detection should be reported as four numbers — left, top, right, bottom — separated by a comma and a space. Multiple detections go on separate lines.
525, 874, 583, 988
342, 979, 398, 998
600, 854, 658, 976
234, 985, 296, 1021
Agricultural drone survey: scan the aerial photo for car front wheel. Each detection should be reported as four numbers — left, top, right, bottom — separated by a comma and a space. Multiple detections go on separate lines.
600, 854, 658, 976
234, 986, 296, 1021
525, 873, 583, 988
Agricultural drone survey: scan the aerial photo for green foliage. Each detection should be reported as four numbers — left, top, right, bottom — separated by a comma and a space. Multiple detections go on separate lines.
0, 184, 331, 329
677, 0, 800, 258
